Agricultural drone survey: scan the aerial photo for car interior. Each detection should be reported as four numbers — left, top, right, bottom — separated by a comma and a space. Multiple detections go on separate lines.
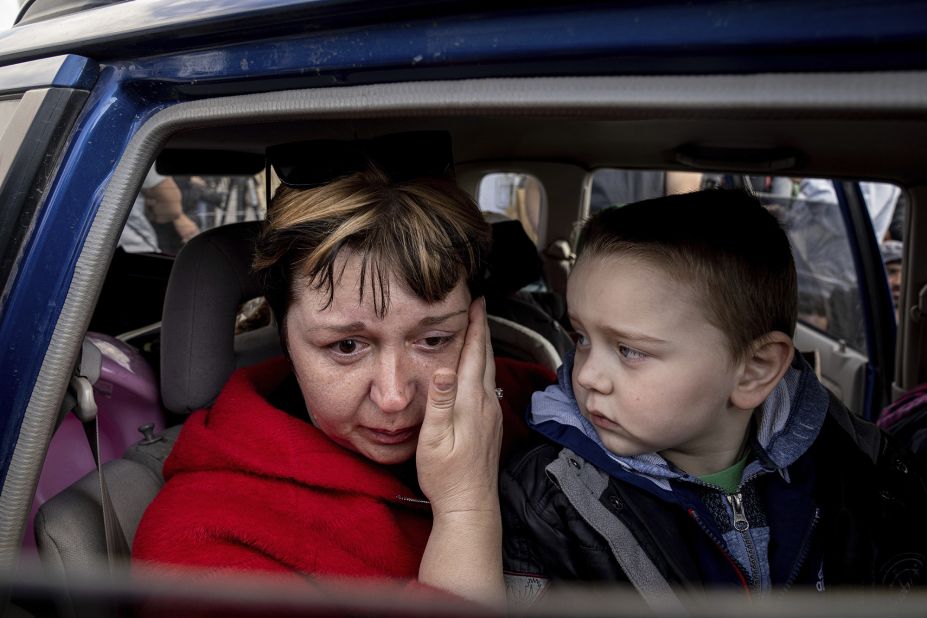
6, 71, 927, 609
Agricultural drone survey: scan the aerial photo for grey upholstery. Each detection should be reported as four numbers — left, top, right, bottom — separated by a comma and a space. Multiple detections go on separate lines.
36, 221, 276, 575
35, 459, 155, 576
34, 425, 181, 577
542, 239, 573, 298
485, 219, 573, 359
233, 323, 283, 370
122, 424, 182, 481
160, 220, 275, 414
488, 314, 562, 373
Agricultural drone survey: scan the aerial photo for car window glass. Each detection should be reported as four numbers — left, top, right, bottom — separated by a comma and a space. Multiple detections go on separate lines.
119, 168, 267, 256
477, 172, 544, 245
589, 168, 704, 213
750, 176, 902, 354
750, 177, 863, 350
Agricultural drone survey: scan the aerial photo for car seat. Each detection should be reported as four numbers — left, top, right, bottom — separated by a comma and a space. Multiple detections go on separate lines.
541, 238, 573, 298
34, 221, 278, 577
484, 218, 570, 368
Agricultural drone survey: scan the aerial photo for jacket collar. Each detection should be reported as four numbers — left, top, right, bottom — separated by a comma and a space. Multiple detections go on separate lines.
528, 348, 830, 494
166, 357, 423, 503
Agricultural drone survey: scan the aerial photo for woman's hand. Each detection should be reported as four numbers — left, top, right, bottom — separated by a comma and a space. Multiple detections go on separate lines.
416, 296, 502, 515
415, 297, 505, 606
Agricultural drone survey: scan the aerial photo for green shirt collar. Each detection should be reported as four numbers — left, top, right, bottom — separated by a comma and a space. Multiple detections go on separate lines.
697, 453, 750, 494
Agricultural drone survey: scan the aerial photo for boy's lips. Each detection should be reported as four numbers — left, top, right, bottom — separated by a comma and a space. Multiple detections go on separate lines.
588, 412, 621, 431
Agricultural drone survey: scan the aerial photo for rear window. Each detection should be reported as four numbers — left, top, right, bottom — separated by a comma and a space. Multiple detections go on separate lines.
589, 169, 703, 213
752, 176, 902, 353
119, 169, 266, 256
477, 172, 544, 246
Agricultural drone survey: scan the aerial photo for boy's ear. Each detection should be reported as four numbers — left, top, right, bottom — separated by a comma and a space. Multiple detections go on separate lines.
730, 332, 794, 411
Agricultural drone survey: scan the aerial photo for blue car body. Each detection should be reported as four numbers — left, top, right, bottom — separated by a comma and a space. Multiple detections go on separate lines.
0, 0, 925, 592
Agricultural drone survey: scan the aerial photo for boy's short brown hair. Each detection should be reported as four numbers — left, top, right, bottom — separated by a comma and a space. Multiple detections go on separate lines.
253, 165, 490, 327
576, 188, 797, 360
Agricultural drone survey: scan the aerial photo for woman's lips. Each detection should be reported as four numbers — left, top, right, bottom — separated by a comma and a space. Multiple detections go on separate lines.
363, 425, 419, 445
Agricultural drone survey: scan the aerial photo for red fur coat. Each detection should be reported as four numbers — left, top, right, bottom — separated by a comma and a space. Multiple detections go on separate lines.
132, 356, 554, 580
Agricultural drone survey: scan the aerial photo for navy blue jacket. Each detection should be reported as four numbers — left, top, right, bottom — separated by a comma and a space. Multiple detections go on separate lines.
501, 352, 927, 599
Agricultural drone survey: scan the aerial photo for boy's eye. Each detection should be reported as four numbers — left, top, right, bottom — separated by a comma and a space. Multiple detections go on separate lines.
574, 332, 589, 347
618, 344, 647, 361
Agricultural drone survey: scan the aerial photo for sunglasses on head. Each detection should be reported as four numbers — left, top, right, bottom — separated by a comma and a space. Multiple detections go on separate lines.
267, 131, 455, 189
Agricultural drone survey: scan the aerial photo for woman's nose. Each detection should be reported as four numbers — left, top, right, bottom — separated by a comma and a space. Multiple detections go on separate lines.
370, 350, 415, 413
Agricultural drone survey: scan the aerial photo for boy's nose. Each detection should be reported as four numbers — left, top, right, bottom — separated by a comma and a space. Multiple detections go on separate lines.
574, 356, 612, 395
370, 350, 415, 413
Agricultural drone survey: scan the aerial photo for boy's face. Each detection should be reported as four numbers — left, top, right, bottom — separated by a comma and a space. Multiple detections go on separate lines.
568, 255, 748, 474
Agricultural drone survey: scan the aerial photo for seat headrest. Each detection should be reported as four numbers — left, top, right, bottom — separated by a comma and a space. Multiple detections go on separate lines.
160, 221, 267, 414
486, 219, 543, 295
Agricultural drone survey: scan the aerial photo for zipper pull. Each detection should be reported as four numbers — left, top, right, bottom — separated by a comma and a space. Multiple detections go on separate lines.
727, 493, 749, 532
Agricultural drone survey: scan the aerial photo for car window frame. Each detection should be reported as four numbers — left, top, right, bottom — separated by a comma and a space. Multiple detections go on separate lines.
836, 180, 898, 416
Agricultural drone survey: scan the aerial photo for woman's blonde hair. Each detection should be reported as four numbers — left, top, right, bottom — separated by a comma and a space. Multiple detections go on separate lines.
253, 166, 490, 326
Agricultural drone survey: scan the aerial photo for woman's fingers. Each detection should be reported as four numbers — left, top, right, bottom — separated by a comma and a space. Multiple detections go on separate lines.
419, 370, 458, 449
456, 298, 488, 391
481, 300, 497, 395
458, 297, 496, 400
420, 297, 496, 454
417, 298, 503, 515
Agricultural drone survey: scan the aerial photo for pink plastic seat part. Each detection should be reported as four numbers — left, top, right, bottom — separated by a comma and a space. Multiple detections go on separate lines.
22, 332, 166, 557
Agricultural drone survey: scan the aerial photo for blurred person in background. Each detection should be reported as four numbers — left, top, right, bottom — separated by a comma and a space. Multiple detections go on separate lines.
881, 239, 904, 319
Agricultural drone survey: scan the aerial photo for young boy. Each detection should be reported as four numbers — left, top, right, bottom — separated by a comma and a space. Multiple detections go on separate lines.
501, 189, 927, 606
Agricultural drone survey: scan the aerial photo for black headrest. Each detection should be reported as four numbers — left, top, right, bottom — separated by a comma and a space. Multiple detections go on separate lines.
486, 220, 543, 295
160, 221, 266, 414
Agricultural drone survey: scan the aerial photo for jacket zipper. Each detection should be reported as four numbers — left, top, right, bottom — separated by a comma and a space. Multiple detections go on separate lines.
687, 508, 753, 596
394, 495, 430, 505
782, 507, 821, 590
727, 492, 761, 590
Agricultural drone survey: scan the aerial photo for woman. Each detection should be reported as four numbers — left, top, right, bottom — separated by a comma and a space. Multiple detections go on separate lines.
132, 165, 553, 605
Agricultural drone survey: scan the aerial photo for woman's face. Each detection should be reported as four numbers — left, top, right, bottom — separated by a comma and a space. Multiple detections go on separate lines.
284, 250, 471, 465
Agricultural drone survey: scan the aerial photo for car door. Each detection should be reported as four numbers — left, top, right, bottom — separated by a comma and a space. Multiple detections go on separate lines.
0, 55, 97, 530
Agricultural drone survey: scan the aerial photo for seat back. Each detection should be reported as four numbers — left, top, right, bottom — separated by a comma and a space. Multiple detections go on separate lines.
487, 315, 561, 372
541, 239, 573, 298
35, 222, 272, 574
485, 219, 572, 362
34, 427, 180, 577
160, 220, 276, 414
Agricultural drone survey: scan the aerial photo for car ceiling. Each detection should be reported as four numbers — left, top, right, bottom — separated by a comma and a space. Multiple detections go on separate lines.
165, 112, 927, 187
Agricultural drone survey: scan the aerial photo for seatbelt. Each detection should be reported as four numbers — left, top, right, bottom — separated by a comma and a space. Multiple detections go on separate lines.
68, 339, 130, 572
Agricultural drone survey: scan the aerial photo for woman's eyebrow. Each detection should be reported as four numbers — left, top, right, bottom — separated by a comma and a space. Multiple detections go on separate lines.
307, 321, 366, 334
306, 309, 466, 333
419, 309, 468, 327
